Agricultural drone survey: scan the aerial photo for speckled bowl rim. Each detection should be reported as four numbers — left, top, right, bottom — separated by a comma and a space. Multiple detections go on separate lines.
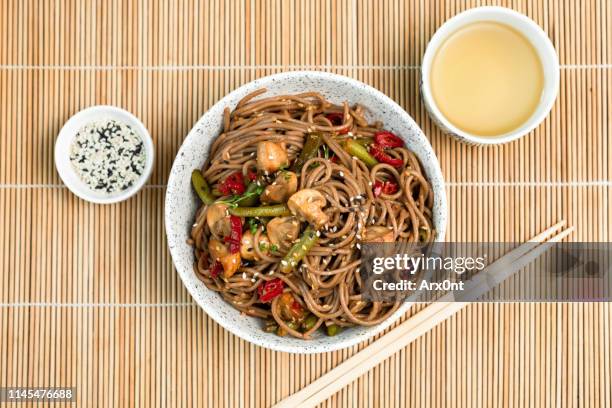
165, 71, 447, 354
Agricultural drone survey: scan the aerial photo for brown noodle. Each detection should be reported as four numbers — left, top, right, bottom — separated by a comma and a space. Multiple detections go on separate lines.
190, 89, 435, 339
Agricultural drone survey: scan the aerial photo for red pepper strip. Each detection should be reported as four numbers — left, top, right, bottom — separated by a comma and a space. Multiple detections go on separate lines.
382, 180, 399, 194
290, 299, 304, 318
224, 215, 243, 254
330, 155, 339, 163
373, 180, 398, 197
369, 144, 404, 168
247, 169, 258, 182
374, 131, 404, 148
210, 262, 223, 278
258, 278, 285, 303
373, 181, 383, 197
218, 172, 246, 195
325, 113, 349, 134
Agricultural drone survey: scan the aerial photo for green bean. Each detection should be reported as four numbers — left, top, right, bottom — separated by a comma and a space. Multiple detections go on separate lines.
280, 227, 318, 274
353, 136, 374, 147
326, 324, 341, 336
344, 140, 378, 168
301, 315, 318, 331
228, 204, 291, 218
191, 169, 216, 204
292, 133, 322, 172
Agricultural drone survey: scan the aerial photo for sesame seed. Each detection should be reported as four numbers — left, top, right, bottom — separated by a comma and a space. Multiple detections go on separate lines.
242, 272, 247, 279
356, 243, 361, 249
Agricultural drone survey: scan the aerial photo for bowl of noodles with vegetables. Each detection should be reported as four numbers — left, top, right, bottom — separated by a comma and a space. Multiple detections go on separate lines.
165, 71, 447, 353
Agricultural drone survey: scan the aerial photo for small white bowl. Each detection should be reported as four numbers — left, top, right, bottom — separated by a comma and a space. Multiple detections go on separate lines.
421, 6, 559, 145
55, 106, 155, 204
165, 71, 448, 353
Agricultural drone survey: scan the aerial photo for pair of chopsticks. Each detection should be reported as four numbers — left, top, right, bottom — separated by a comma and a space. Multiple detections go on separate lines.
274, 221, 573, 408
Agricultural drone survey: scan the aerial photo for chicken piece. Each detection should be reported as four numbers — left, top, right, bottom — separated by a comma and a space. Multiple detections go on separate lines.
287, 189, 329, 228
266, 216, 301, 249
208, 238, 241, 277
260, 171, 298, 204
206, 203, 231, 237
240, 230, 257, 261
257, 141, 289, 173
219, 253, 241, 278
240, 230, 271, 261
363, 226, 395, 243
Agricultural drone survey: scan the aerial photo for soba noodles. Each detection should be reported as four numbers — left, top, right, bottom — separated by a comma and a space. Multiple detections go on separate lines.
189, 89, 434, 339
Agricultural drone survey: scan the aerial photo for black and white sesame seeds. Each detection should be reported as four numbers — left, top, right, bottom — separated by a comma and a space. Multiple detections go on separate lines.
70, 119, 146, 194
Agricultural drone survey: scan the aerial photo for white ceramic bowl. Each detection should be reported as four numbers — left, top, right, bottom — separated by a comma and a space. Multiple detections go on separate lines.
421, 6, 559, 145
55, 106, 155, 204
165, 71, 448, 353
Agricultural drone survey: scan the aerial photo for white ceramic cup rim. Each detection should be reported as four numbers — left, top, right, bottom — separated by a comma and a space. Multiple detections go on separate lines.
421, 6, 560, 145
54, 105, 155, 204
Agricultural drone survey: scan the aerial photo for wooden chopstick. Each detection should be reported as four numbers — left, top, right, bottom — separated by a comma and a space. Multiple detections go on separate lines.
274, 222, 573, 408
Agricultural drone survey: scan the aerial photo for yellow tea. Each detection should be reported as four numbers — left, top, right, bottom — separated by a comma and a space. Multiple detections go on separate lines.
430, 21, 544, 137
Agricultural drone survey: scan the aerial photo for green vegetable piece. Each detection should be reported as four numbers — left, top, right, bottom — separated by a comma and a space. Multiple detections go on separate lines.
235, 182, 263, 207
326, 324, 341, 336
344, 140, 379, 168
191, 169, 216, 205
302, 315, 318, 331
264, 321, 278, 333
286, 321, 299, 331
248, 218, 260, 235
292, 133, 323, 172
353, 136, 374, 147
228, 204, 292, 218
280, 227, 319, 274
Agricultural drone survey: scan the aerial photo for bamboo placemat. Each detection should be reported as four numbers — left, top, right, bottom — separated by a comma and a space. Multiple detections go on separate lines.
1, 0, 611, 407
